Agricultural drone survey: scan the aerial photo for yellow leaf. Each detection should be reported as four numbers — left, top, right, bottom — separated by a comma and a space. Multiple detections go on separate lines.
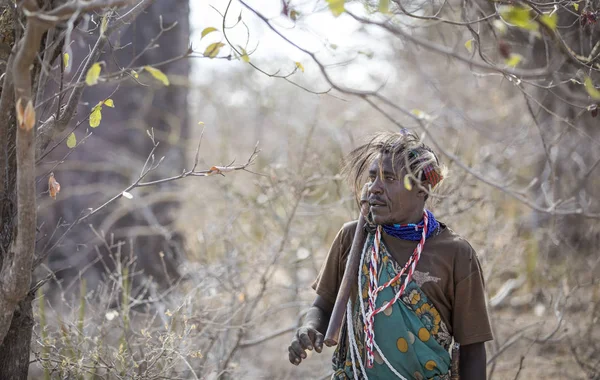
540, 13, 558, 30
584, 77, 600, 100
403, 175, 413, 191
63, 53, 69, 68
379, 0, 389, 13
90, 105, 102, 128
131, 69, 139, 79
290, 10, 299, 20
505, 53, 522, 67
465, 39, 474, 53
411, 109, 426, 119
295, 62, 305, 73
239, 47, 250, 63
572, 2, 579, 11
103, 98, 114, 108
326, 0, 345, 17
144, 66, 170, 86
198, 121, 205, 125
201, 27, 218, 39
85, 63, 102, 86
66, 132, 77, 148
500, 5, 538, 31
204, 42, 225, 59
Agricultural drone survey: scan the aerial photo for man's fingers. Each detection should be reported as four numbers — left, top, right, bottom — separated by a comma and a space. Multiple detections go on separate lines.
288, 351, 301, 366
299, 330, 314, 351
314, 331, 324, 353
289, 327, 324, 366
289, 340, 307, 359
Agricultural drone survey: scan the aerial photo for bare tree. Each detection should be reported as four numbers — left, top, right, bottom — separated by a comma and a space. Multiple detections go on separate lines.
0, 1, 258, 378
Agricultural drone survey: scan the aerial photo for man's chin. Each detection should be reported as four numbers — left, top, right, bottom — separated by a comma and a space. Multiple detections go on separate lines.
370, 213, 388, 225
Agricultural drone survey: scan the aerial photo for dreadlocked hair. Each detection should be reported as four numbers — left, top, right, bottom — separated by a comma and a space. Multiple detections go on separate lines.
342, 130, 447, 204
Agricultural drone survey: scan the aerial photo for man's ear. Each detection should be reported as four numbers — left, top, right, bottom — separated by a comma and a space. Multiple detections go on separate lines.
416, 181, 431, 199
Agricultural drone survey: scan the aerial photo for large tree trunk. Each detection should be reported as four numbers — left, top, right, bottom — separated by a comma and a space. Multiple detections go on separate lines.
0, 4, 32, 379
524, 11, 600, 258
0, 296, 34, 380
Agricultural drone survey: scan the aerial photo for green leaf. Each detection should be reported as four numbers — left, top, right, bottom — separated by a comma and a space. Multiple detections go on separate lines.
358, 50, 374, 59
465, 39, 474, 53
204, 42, 225, 59
572, 2, 579, 11
584, 77, 600, 100
66, 132, 77, 148
63, 53, 69, 68
326, 0, 345, 17
103, 98, 114, 108
505, 53, 522, 67
500, 5, 538, 31
239, 47, 250, 63
201, 27, 218, 39
295, 62, 305, 73
540, 13, 558, 30
85, 63, 102, 86
403, 175, 413, 191
379, 0, 389, 13
90, 105, 102, 128
144, 66, 170, 86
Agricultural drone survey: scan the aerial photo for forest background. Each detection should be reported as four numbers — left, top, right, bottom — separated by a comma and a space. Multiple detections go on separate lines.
0, 0, 599, 379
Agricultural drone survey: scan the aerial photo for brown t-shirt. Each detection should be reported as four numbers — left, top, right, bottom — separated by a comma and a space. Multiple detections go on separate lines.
312, 220, 493, 346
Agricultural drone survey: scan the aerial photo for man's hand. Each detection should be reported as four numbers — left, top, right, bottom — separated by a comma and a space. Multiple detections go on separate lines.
288, 325, 324, 365
288, 296, 332, 366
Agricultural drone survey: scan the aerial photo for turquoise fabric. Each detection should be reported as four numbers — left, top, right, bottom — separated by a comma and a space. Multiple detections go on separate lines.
332, 236, 451, 380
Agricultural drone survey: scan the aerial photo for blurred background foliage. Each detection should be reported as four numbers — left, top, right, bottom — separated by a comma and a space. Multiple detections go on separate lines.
27, 0, 600, 379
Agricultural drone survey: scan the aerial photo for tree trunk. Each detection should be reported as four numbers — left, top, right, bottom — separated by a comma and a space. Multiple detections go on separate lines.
0, 4, 31, 379
0, 295, 34, 380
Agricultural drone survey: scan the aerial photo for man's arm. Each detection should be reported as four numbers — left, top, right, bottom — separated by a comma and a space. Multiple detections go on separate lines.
288, 296, 333, 365
459, 342, 486, 380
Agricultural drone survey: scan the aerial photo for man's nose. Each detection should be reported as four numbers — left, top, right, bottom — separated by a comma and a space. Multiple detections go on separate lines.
368, 177, 383, 194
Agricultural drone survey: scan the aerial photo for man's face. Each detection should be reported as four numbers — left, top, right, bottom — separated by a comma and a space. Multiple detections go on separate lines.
367, 154, 425, 225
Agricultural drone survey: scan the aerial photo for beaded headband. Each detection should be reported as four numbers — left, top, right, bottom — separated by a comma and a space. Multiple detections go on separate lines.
408, 149, 444, 188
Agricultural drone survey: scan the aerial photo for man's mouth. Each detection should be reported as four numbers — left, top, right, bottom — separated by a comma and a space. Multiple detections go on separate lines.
369, 199, 386, 208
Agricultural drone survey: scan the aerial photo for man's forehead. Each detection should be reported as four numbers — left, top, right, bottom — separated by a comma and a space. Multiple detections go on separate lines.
368, 154, 404, 172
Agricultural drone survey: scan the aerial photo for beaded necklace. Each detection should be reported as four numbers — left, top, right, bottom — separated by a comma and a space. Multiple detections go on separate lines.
363, 210, 430, 369
382, 209, 438, 241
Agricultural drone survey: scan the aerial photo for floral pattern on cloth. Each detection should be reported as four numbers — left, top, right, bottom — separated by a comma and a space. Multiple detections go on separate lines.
331, 238, 452, 380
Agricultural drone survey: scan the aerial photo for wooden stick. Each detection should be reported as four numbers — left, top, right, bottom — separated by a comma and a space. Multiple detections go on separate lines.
451, 342, 460, 380
324, 213, 368, 347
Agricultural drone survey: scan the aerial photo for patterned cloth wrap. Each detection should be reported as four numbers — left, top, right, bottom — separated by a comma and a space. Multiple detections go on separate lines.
332, 215, 451, 380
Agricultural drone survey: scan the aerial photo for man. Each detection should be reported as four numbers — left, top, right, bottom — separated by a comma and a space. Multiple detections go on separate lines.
288, 131, 492, 379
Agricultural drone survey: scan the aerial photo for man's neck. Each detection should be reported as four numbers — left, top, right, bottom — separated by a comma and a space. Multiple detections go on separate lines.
392, 210, 424, 226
